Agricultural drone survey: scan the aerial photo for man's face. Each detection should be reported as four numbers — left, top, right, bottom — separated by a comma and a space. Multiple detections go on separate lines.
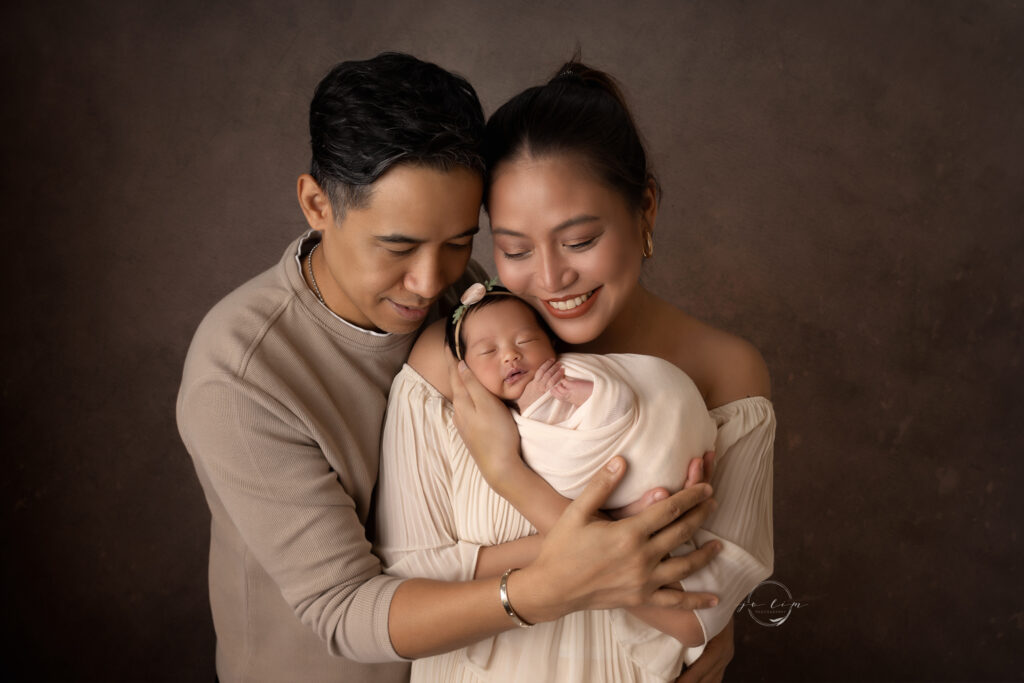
318, 164, 483, 334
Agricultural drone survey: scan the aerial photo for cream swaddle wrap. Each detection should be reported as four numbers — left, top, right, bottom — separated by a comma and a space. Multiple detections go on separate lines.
514, 352, 716, 509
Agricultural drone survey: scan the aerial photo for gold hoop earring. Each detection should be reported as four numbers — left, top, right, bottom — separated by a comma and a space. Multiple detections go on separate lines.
641, 230, 654, 259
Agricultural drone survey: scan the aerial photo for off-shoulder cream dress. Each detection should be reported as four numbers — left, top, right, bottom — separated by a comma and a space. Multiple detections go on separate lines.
375, 361, 775, 683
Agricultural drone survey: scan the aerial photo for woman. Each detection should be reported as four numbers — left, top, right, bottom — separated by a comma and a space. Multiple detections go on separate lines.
375, 61, 775, 681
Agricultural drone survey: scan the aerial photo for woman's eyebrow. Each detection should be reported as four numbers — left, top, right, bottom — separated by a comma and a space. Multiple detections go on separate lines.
375, 226, 480, 244
492, 215, 599, 237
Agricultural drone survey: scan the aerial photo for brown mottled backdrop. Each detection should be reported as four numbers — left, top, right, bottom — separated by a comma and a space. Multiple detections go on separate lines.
2, 1, 1021, 680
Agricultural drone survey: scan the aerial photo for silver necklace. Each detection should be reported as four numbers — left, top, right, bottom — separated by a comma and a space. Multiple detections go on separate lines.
307, 243, 326, 305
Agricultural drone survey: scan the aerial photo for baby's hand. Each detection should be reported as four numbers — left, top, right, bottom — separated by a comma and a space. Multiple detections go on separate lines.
550, 376, 594, 407
518, 359, 565, 410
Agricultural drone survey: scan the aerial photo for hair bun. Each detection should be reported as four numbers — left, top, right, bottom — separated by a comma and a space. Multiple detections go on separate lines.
552, 62, 586, 83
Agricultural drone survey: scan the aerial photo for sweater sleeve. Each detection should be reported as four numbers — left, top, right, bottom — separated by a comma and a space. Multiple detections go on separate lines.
374, 366, 483, 582
679, 397, 776, 662
177, 373, 406, 663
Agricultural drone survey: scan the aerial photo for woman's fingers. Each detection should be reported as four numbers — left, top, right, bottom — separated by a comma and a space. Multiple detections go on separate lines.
606, 487, 670, 519
447, 353, 473, 412
683, 457, 704, 489
647, 587, 719, 611
703, 450, 717, 483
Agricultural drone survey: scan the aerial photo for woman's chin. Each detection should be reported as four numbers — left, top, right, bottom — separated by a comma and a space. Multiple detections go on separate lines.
544, 319, 601, 346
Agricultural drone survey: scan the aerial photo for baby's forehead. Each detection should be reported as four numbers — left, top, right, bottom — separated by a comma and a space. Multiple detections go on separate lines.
464, 298, 544, 336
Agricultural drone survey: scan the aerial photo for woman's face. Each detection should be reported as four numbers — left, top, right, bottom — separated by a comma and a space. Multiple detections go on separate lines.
488, 155, 651, 345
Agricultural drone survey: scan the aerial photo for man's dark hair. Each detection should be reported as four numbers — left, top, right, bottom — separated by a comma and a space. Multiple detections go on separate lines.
309, 52, 486, 216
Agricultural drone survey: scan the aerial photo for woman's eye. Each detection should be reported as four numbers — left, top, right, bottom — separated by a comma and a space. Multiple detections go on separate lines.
502, 250, 530, 261
565, 237, 597, 251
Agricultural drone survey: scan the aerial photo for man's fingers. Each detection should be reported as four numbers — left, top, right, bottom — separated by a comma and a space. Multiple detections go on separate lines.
651, 538, 723, 587
647, 498, 717, 558
563, 456, 627, 524
632, 483, 712, 538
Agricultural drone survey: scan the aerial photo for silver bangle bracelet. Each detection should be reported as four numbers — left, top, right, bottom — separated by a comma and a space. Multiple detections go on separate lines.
499, 568, 533, 628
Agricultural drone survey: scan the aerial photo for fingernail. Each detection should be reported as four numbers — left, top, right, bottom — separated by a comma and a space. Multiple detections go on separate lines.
606, 457, 622, 473
709, 597, 719, 607
652, 490, 667, 501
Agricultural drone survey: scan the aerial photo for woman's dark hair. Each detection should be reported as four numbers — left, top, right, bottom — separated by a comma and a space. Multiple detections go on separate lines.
445, 286, 557, 360
482, 58, 658, 213
310, 52, 486, 216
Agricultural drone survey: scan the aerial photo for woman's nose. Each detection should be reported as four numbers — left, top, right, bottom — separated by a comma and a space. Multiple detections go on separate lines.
538, 249, 574, 293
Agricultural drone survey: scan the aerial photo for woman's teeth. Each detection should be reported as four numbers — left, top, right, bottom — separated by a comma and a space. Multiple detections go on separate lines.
549, 291, 592, 311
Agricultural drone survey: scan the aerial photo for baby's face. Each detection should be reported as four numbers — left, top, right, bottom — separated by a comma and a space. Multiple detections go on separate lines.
461, 298, 556, 402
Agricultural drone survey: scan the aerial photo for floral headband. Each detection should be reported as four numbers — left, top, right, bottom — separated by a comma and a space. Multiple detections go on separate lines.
451, 276, 514, 360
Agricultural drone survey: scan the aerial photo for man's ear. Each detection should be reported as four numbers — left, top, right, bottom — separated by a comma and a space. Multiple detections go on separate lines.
296, 174, 337, 230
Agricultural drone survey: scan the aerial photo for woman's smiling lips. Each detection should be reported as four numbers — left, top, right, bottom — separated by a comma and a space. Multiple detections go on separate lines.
542, 287, 601, 319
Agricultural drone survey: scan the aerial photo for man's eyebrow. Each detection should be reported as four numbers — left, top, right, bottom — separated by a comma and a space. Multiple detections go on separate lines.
375, 226, 480, 244
491, 215, 599, 237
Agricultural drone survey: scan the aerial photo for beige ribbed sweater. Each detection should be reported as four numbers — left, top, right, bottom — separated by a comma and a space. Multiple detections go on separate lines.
178, 233, 478, 682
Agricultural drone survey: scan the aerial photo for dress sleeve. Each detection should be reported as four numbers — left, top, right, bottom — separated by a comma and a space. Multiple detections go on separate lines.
177, 373, 405, 663
678, 397, 776, 662
374, 367, 483, 582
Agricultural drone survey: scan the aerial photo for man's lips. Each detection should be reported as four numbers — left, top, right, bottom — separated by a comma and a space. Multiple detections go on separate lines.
542, 287, 601, 319
388, 299, 429, 321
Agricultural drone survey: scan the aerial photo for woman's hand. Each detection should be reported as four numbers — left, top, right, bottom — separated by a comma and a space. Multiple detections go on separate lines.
449, 354, 522, 484
450, 353, 576, 533
676, 617, 734, 683
509, 456, 722, 624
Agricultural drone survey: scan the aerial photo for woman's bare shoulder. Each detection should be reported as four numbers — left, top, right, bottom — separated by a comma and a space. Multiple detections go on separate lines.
659, 305, 771, 409
408, 319, 453, 400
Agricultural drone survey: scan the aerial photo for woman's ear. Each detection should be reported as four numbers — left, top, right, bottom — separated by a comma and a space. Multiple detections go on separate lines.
296, 174, 337, 231
640, 175, 659, 231
639, 176, 659, 258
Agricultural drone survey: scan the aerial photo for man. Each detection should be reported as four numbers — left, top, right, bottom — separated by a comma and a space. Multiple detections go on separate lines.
177, 52, 724, 682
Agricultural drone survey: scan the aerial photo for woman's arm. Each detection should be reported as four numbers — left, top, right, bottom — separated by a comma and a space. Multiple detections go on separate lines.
377, 350, 723, 658
446, 355, 720, 648
384, 458, 722, 657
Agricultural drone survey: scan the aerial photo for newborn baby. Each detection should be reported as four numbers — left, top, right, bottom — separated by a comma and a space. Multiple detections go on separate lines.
447, 283, 715, 509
